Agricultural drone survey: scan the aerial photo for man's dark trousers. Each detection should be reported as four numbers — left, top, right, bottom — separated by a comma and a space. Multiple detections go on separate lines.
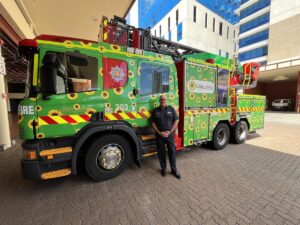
156, 134, 177, 172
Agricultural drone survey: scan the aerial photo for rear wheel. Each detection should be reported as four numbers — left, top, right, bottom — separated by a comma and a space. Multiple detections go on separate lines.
231, 121, 248, 144
211, 123, 230, 150
85, 134, 132, 181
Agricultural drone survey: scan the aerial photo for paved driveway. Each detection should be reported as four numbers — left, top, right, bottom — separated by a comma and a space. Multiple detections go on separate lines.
0, 112, 300, 225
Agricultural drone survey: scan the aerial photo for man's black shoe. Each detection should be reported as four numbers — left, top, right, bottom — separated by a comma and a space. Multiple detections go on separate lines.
161, 169, 166, 177
171, 170, 181, 179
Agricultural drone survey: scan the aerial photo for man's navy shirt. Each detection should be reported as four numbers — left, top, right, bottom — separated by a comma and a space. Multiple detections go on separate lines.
151, 105, 179, 132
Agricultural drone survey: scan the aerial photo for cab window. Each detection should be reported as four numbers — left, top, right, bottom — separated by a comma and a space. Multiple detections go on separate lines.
44, 51, 98, 94
140, 63, 170, 95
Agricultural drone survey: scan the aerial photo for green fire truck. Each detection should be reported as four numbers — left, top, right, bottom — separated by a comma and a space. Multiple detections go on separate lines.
18, 16, 265, 181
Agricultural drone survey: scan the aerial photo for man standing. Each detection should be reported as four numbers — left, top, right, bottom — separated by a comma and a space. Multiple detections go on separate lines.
151, 95, 181, 179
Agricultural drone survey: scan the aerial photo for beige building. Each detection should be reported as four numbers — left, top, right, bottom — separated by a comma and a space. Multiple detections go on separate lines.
236, 0, 300, 112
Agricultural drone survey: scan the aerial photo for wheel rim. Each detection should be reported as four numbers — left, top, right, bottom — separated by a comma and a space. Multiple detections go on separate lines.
238, 123, 247, 140
217, 128, 227, 146
97, 144, 124, 170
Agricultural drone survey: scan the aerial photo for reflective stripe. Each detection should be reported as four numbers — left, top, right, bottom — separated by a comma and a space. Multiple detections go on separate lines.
33, 54, 39, 86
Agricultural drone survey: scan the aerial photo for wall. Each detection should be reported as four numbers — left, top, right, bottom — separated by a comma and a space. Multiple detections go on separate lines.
267, 0, 300, 63
246, 81, 298, 109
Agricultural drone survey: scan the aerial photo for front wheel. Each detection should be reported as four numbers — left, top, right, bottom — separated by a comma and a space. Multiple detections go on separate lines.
85, 134, 132, 181
211, 123, 230, 150
231, 121, 248, 144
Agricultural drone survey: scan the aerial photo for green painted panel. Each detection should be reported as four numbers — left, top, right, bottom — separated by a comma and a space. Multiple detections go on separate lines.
193, 113, 209, 140
185, 63, 216, 108
183, 114, 194, 146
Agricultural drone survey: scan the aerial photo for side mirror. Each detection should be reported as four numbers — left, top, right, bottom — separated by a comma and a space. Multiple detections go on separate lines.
133, 88, 140, 96
67, 51, 88, 66
41, 53, 57, 99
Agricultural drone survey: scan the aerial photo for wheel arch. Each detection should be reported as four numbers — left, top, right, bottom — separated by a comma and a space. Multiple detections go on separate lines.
71, 121, 141, 175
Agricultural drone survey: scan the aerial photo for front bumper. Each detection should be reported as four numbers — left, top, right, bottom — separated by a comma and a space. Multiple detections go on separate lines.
21, 160, 41, 180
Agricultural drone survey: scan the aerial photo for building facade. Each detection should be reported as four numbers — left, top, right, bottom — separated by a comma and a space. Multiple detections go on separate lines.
235, 0, 271, 65
150, 0, 239, 58
236, 0, 300, 112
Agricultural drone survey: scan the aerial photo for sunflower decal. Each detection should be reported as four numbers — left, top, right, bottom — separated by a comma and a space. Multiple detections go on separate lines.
188, 80, 196, 91
130, 61, 135, 66
113, 87, 124, 95
202, 94, 207, 100
189, 139, 194, 145
64, 40, 74, 48
37, 133, 45, 139
67, 93, 78, 100
128, 92, 135, 99
209, 98, 212, 103
196, 97, 201, 103
169, 93, 175, 100
197, 67, 202, 72
132, 123, 137, 127
36, 105, 42, 112
48, 110, 62, 116
101, 91, 109, 99
111, 45, 121, 51
138, 107, 147, 112
128, 71, 134, 78
150, 95, 157, 100
201, 122, 206, 129
73, 104, 80, 110
105, 103, 111, 108
86, 108, 96, 114
195, 127, 200, 133
189, 124, 193, 131
189, 93, 195, 100
131, 81, 135, 87
99, 68, 103, 76
154, 102, 159, 107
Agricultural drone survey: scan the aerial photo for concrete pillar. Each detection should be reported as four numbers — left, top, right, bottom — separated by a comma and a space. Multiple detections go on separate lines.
296, 72, 300, 113
0, 42, 11, 151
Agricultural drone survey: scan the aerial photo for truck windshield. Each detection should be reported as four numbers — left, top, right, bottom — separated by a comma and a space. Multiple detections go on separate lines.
24, 57, 33, 98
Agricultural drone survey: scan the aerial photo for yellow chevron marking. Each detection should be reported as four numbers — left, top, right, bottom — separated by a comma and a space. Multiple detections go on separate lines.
50, 116, 68, 124
106, 114, 118, 120
71, 115, 86, 123
119, 113, 130, 120
41, 168, 71, 179
40, 147, 72, 156
144, 111, 151, 118
38, 118, 48, 126
132, 112, 142, 119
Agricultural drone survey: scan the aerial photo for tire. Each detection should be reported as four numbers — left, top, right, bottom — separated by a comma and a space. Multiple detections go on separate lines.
85, 134, 132, 181
211, 123, 230, 150
231, 121, 248, 144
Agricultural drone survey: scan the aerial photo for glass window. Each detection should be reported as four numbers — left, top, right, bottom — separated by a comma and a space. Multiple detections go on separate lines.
239, 46, 268, 61
239, 29, 269, 48
217, 69, 229, 107
240, 13, 270, 34
193, 6, 196, 22
168, 31, 171, 41
219, 22, 223, 36
140, 63, 170, 96
205, 13, 207, 28
213, 18, 215, 32
159, 25, 162, 37
168, 17, 171, 31
177, 22, 182, 41
240, 0, 271, 20
44, 52, 98, 94
176, 10, 179, 25
103, 58, 128, 89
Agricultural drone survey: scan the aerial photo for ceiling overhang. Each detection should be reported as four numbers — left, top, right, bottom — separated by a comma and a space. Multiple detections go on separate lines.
258, 60, 300, 83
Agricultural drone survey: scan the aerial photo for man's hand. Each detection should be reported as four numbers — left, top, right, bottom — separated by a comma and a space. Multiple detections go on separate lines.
160, 131, 171, 137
